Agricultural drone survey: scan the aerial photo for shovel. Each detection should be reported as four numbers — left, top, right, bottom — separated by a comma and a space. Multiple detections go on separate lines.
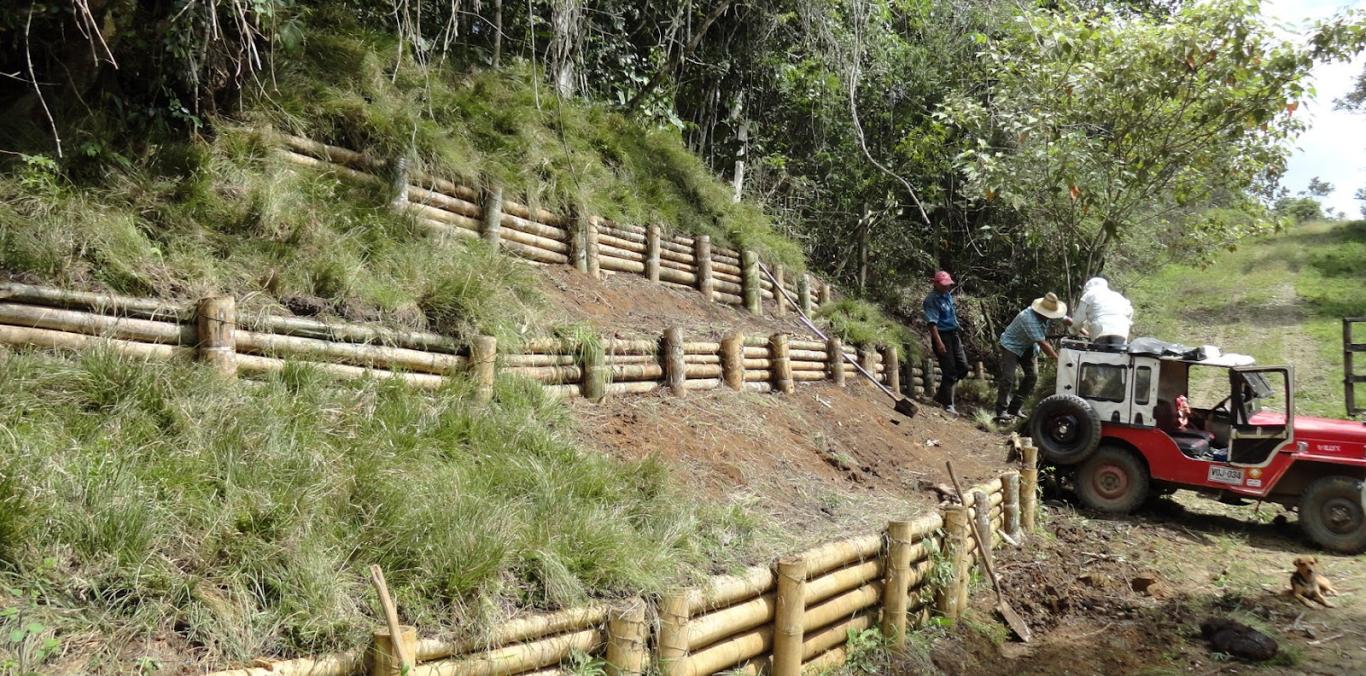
946, 460, 1033, 642
758, 263, 917, 418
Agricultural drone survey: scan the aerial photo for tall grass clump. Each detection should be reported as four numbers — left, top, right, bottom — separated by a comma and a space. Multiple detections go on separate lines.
815, 298, 913, 351
0, 349, 756, 672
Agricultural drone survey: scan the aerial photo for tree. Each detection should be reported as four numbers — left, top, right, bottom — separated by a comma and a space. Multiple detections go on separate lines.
1275, 196, 1323, 224
1307, 176, 1334, 197
1356, 187, 1366, 218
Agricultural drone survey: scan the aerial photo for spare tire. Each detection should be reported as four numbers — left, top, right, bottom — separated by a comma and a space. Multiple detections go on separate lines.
1029, 394, 1102, 465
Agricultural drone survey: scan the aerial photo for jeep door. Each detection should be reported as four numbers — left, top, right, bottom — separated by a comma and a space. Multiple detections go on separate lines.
1228, 366, 1294, 467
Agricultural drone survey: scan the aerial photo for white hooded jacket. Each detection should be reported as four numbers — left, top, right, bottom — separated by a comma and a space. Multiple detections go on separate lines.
1071, 278, 1133, 340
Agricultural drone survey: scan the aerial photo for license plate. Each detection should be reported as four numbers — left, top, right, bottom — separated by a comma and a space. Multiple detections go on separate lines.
1208, 465, 1243, 485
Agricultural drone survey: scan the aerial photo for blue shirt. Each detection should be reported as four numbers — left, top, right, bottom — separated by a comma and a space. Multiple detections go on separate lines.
999, 308, 1048, 357
922, 290, 959, 331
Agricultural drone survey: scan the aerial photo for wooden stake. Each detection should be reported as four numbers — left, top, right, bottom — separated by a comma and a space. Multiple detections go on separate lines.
1021, 444, 1039, 532
585, 216, 602, 279
922, 356, 936, 398
368, 565, 414, 675
195, 295, 237, 378
581, 339, 607, 402
972, 489, 994, 578
1003, 472, 1022, 539
858, 345, 878, 389
388, 157, 410, 208
881, 520, 915, 647
772, 264, 787, 317
741, 250, 761, 314
657, 592, 690, 676
480, 185, 504, 247
798, 275, 813, 315
770, 333, 793, 394
645, 223, 661, 283
605, 599, 647, 676
470, 335, 497, 404
827, 337, 845, 387
818, 280, 832, 307
936, 505, 969, 623
694, 235, 713, 302
975, 361, 986, 380
663, 327, 685, 397
721, 331, 745, 391
883, 344, 901, 396
771, 557, 807, 676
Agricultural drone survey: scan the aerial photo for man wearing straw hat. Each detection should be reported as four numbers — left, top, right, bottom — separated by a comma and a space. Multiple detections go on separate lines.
923, 270, 970, 415
994, 292, 1068, 423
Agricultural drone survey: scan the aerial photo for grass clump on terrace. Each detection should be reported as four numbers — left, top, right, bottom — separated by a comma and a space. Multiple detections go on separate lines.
0, 349, 757, 673
815, 298, 914, 351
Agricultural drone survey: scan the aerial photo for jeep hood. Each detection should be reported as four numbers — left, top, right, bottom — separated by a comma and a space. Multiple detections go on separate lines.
1292, 414, 1366, 446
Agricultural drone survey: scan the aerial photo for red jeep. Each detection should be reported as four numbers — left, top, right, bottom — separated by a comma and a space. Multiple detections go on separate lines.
1029, 338, 1366, 553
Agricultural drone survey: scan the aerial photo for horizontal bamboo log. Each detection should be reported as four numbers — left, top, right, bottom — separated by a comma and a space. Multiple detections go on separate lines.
207, 651, 362, 676
407, 185, 482, 219
743, 381, 772, 393
687, 566, 775, 613
712, 261, 742, 277
279, 149, 384, 187
742, 346, 768, 358
415, 606, 608, 662
605, 354, 657, 365
409, 171, 481, 202
743, 370, 772, 382
598, 223, 645, 243
683, 354, 721, 365
789, 339, 825, 351
599, 241, 645, 262
713, 249, 740, 265
963, 481, 1005, 506
610, 364, 662, 380
500, 224, 570, 254
243, 314, 464, 354
542, 383, 581, 399
0, 302, 191, 345
789, 361, 825, 372
235, 330, 467, 375
501, 198, 567, 227
714, 291, 743, 305
805, 560, 883, 606
800, 611, 875, 661
235, 354, 446, 389
681, 343, 721, 355
685, 364, 722, 378
501, 212, 569, 241
502, 365, 583, 384
0, 282, 187, 321
742, 335, 769, 347
503, 353, 577, 367
743, 358, 771, 369
502, 239, 571, 265
788, 349, 826, 361
802, 645, 847, 673
802, 581, 883, 633
684, 377, 721, 390
601, 256, 646, 274
658, 246, 695, 265
658, 257, 694, 275
413, 628, 603, 676
658, 268, 698, 286
603, 339, 658, 353
685, 593, 776, 650
801, 534, 883, 578
0, 323, 192, 362
418, 218, 479, 242
792, 371, 825, 382
604, 380, 659, 395
597, 232, 645, 254
680, 626, 772, 676
712, 278, 742, 296
278, 133, 382, 171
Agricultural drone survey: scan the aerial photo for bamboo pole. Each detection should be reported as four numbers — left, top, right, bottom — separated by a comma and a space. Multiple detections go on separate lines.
936, 505, 969, 623
804, 560, 882, 606
799, 611, 875, 662
694, 235, 713, 302
407, 185, 481, 219
235, 354, 446, 389
684, 593, 776, 650
0, 282, 187, 321
922, 356, 936, 398
798, 275, 812, 315
769, 333, 793, 394
196, 296, 237, 377
208, 652, 362, 676
805, 581, 882, 634
1022, 443, 1039, 532
414, 606, 608, 662
278, 149, 386, 187
413, 629, 602, 676
882, 520, 914, 646
975, 361, 986, 380
645, 223, 661, 283
0, 323, 192, 363
1003, 472, 1022, 539
972, 489, 994, 580
721, 332, 745, 391
278, 133, 382, 171
858, 346, 877, 389
603, 381, 658, 395
388, 157, 410, 207
0, 302, 191, 345
569, 215, 589, 274
741, 251, 761, 314
772, 264, 787, 317
680, 627, 771, 676
826, 337, 845, 387
234, 330, 467, 375
817, 281, 832, 307
686, 566, 775, 614
580, 341, 607, 402
606, 599, 647, 676
658, 592, 690, 676
772, 557, 807, 676
243, 314, 463, 355
369, 626, 418, 676
585, 216, 602, 279
471, 336, 497, 404
663, 328, 685, 397
883, 344, 901, 396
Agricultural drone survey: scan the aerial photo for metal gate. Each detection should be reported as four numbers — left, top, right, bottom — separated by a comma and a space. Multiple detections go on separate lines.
1345, 317, 1366, 419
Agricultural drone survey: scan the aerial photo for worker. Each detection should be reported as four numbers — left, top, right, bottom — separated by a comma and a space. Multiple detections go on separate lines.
923, 270, 970, 415
1070, 277, 1133, 348
995, 292, 1067, 423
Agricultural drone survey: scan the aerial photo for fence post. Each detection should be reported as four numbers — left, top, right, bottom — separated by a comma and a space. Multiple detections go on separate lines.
570, 215, 589, 274
1021, 443, 1039, 532
721, 331, 745, 391
859, 344, 878, 388
922, 356, 937, 398
470, 335, 497, 404
645, 223, 661, 283
881, 520, 915, 647
773, 264, 787, 316
368, 625, 417, 676
935, 505, 969, 623
883, 344, 901, 396
480, 185, 503, 247
663, 327, 686, 397
972, 490, 994, 580
818, 280, 832, 307
827, 336, 845, 387
657, 592, 690, 676
581, 338, 606, 402
387, 157, 410, 208
195, 295, 237, 378
1003, 472, 1021, 540
694, 235, 713, 302
798, 275, 813, 315
772, 557, 807, 676
974, 361, 986, 380
770, 333, 793, 394
606, 599, 648, 676
742, 250, 761, 314
585, 216, 602, 280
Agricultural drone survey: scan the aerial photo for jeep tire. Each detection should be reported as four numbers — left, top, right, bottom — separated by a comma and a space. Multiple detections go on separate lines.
1030, 394, 1102, 465
1300, 475, 1366, 554
1076, 446, 1150, 514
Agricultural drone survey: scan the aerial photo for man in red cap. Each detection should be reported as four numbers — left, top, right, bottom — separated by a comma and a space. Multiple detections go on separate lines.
923, 270, 970, 414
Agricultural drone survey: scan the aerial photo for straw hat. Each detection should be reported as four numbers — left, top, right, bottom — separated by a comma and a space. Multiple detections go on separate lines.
1031, 292, 1067, 319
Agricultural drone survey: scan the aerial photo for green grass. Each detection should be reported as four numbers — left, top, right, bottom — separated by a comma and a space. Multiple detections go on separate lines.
815, 298, 915, 351
0, 349, 757, 672
1122, 220, 1366, 418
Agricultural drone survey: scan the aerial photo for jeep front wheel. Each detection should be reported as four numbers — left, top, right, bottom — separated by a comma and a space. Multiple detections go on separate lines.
1300, 475, 1366, 554
1076, 446, 1149, 514
1029, 394, 1102, 465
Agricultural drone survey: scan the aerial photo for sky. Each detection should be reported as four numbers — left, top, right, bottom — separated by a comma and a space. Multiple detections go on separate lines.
1264, 0, 1366, 217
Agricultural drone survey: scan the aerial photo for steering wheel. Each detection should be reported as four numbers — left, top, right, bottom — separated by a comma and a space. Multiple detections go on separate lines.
1211, 395, 1232, 419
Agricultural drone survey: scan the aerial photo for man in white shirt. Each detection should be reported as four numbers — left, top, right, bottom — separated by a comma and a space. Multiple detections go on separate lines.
1070, 277, 1133, 347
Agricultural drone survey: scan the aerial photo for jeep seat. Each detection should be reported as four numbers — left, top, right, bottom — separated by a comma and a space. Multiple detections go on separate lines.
1167, 431, 1211, 457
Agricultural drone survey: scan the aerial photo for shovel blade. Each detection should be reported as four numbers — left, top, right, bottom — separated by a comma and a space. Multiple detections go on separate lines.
893, 397, 919, 418
997, 600, 1033, 643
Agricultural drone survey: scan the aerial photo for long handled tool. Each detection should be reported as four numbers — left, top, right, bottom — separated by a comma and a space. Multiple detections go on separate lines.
946, 461, 1033, 642
758, 263, 917, 418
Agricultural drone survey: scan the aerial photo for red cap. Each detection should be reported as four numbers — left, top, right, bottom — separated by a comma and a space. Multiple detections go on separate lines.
933, 271, 954, 285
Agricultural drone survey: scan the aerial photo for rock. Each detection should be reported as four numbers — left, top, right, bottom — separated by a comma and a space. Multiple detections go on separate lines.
1200, 617, 1277, 661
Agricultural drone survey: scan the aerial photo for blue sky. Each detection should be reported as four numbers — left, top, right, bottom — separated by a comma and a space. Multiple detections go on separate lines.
1265, 0, 1366, 216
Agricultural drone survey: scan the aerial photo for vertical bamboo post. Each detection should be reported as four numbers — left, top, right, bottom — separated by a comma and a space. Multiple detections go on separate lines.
818, 280, 832, 307
881, 520, 915, 647
770, 333, 793, 394
388, 157, 410, 208
480, 185, 503, 246
369, 626, 417, 676
883, 344, 901, 396
1021, 444, 1039, 532
742, 250, 761, 314
570, 214, 589, 274
721, 331, 745, 391
858, 345, 878, 389
935, 505, 969, 623
798, 275, 813, 315
1003, 472, 1022, 539
922, 356, 937, 398
585, 215, 602, 279
195, 295, 237, 377
663, 327, 686, 397
827, 336, 845, 387
694, 235, 713, 302
470, 335, 497, 405
581, 338, 606, 402
974, 361, 986, 380
773, 264, 787, 316
772, 557, 807, 676
645, 223, 661, 283
657, 592, 690, 676
606, 599, 648, 676
972, 489, 994, 579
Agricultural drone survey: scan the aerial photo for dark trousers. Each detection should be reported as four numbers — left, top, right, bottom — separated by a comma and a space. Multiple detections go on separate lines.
995, 346, 1037, 415
935, 329, 971, 405
1093, 335, 1126, 348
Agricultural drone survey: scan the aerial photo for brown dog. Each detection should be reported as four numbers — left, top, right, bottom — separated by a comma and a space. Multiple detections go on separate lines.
1290, 556, 1338, 608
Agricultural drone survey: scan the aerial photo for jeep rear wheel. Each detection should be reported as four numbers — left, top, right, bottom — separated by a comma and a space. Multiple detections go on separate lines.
1029, 394, 1102, 465
1300, 475, 1366, 554
1077, 446, 1149, 514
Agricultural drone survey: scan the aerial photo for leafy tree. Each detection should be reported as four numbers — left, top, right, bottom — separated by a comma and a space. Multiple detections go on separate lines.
1276, 196, 1324, 224
1356, 187, 1366, 218
1307, 176, 1334, 197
